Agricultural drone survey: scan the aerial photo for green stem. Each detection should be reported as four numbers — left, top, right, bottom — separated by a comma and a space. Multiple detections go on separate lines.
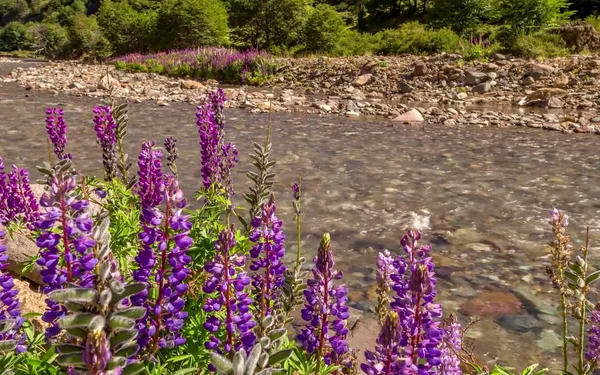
559, 281, 569, 373
579, 228, 591, 373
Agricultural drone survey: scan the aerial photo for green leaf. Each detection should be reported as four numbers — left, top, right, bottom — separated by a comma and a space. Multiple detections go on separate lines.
113, 307, 147, 320
211, 352, 234, 375
114, 344, 139, 359
58, 313, 97, 329
118, 282, 146, 300
108, 315, 136, 330
55, 344, 84, 354
110, 329, 138, 349
48, 288, 98, 305
122, 362, 146, 375
66, 327, 88, 340
56, 353, 86, 367
0, 340, 17, 353
586, 270, 600, 285
268, 349, 293, 366
173, 369, 200, 375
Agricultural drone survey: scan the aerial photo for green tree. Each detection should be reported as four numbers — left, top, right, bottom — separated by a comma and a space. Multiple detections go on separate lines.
429, 0, 492, 35
97, 0, 156, 55
0, 21, 31, 50
303, 4, 346, 52
227, 0, 311, 49
154, 0, 229, 50
68, 14, 112, 59
496, 0, 573, 34
28, 22, 70, 57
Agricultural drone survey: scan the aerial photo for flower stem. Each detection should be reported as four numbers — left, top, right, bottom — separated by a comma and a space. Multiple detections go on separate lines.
578, 227, 591, 372
58, 173, 72, 282
150, 199, 171, 354
315, 267, 329, 375
559, 267, 569, 373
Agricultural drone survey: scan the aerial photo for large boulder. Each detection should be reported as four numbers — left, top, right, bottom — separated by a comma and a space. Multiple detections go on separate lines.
393, 108, 424, 122
559, 21, 600, 53
4, 184, 105, 285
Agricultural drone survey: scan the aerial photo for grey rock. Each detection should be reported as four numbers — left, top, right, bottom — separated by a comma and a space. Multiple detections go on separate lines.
352, 74, 372, 87
466, 71, 488, 85
547, 97, 564, 108
398, 80, 414, 93
498, 314, 540, 333
472, 82, 492, 93
393, 108, 424, 122
537, 329, 563, 351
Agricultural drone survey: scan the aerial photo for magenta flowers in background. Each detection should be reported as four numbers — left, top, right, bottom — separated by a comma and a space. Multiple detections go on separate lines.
0, 157, 39, 229
0, 229, 26, 353
92, 106, 118, 180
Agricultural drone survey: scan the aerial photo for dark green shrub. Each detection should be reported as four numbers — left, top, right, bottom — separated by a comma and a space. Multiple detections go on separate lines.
97, 0, 156, 55
68, 14, 112, 60
506, 31, 569, 58
28, 22, 70, 58
331, 29, 378, 56
585, 15, 600, 31
303, 4, 346, 53
154, 0, 229, 50
376, 21, 461, 55
429, 0, 492, 35
496, 0, 573, 36
0, 21, 32, 51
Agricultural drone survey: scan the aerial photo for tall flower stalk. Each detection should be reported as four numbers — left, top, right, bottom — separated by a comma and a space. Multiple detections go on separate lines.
390, 229, 443, 371
249, 195, 286, 337
298, 233, 350, 372
0, 157, 39, 229
36, 159, 97, 339
361, 312, 402, 375
439, 314, 463, 375
196, 89, 238, 196
548, 208, 573, 372
45, 108, 71, 161
375, 250, 396, 326
92, 106, 118, 181
203, 226, 256, 358
292, 180, 301, 272
131, 141, 192, 355
164, 136, 179, 177
0, 229, 26, 353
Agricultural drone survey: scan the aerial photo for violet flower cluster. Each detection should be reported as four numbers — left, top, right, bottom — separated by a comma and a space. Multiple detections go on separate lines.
298, 233, 350, 367
196, 89, 238, 195
390, 229, 443, 372
45, 108, 71, 160
0, 157, 39, 229
132, 141, 192, 354
587, 308, 600, 365
439, 315, 462, 375
0, 229, 26, 353
375, 250, 397, 325
36, 168, 97, 339
249, 196, 287, 329
92, 106, 118, 180
361, 312, 403, 375
203, 227, 256, 356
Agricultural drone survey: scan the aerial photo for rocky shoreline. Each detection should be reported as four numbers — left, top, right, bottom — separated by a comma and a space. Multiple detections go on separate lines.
2, 54, 600, 133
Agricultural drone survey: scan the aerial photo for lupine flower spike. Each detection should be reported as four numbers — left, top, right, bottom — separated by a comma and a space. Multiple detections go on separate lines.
204, 226, 256, 358
439, 314, 463, 375
132, 141, 192, 354
36, 159, 97, 339
298, 233, 351, 371
249, 195, 286, 336
0, 229, 26, 353
390, 229, 443, 371
0, 157, 39, 229
361, 312, 402, 375
375, 250, 396, 326
164, 136, 179, 177
92, 106, 118, 181
45, 108, 71, 160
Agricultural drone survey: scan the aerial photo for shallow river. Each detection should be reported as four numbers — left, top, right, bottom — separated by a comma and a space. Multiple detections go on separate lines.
1, 61, 600, 370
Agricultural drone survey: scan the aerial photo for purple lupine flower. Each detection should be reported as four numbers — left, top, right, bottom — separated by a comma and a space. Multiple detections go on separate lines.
203, 227, 256, 357
83, 330, 111, 373
292, 182, 300, 201
587, 308, 600, 365
196, 101, 221, 190
297, 233, 350, 368
132, 142, 192, 354
196, 90, 237, 195
0, 229, 26, 353
361, 312, 404, 375
45, 108, 71, 160
390, 230, 443, 371
550, 208, 569, 228
35, 170, 97, 339
0, 158, 39, 229
249, 195, 286, 329
92, 106, 118, 180
375, 250, 397, 325
439, 314, 462, 375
